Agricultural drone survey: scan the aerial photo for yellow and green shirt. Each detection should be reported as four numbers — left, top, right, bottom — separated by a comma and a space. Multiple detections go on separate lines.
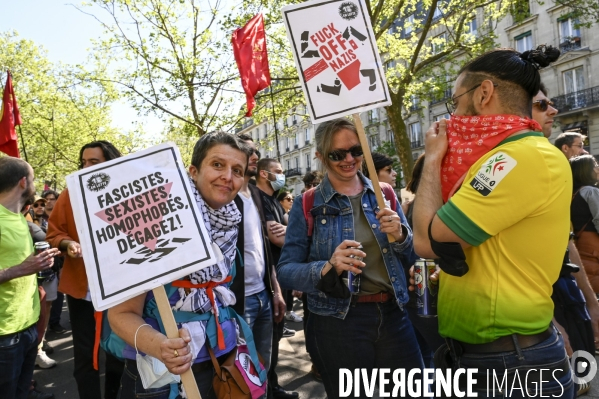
0, 205, 39, 335
437, 132, 571, 344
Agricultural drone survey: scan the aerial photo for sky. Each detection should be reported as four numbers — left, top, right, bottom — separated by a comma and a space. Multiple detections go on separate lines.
0, 1, 164, 136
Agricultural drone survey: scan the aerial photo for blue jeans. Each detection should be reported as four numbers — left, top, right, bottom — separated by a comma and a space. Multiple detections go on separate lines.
118, 359, 216, 399
0, 324, 38, 399
307, 300, 424, 399
450, 327, 574, 398
243, 289, 273, 372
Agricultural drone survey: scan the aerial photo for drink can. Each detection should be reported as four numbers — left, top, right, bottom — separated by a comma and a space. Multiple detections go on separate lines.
342, 245, 363, 295
34, 241, 53, 281
415, 258, 438, 317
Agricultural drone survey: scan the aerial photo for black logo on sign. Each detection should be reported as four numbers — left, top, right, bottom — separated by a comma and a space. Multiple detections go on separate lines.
87, 173, 111, 192
339, 2, 359, 20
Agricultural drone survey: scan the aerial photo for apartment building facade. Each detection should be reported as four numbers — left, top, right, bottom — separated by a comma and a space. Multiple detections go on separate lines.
237, 0, 598, 194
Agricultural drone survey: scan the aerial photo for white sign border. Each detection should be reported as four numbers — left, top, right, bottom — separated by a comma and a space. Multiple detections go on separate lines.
282, 0, 391, 123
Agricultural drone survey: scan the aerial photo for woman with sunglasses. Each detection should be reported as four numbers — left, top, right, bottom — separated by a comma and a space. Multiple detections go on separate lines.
277, 118, 423, 398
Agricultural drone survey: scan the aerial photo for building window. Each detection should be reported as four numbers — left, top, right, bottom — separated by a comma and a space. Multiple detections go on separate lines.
434, 113, 451, 122
409, 122, 422, 148
263, 125, 268, 138
306, 153, 311, 170
563, 66, 586, 108
410, 95, 420, 111
431, 32, 447, 54
294, 157, 299, 170
405, 14, 415, 35
514, 31, 532, 53
387, 130, 395, 142
432, 6, 443, 20
369, 135, 379, 150
294, 134, 299, 148
466, 18, 477, 36
558, 16, 582, 52
368, 109, 378, 123
286, 160, 291, 171
305, 128, 311, 143
559, 17, 581, 42
285, 136, 290, 150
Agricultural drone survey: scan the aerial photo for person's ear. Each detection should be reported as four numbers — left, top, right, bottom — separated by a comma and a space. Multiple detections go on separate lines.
479, 80, 496, 107
189, 165, 198, 181
315, 151, 323, 163
561, 144, 570, 154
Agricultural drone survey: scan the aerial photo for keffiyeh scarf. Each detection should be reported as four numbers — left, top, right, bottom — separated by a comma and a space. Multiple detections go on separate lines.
172, 176, 241, 314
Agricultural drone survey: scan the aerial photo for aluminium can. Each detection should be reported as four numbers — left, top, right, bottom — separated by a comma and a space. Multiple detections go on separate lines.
34, 241, 53, 280
414, 258, 438, 317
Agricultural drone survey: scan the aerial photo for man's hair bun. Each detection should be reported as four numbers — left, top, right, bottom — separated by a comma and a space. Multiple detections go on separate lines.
519, 45, 560, 69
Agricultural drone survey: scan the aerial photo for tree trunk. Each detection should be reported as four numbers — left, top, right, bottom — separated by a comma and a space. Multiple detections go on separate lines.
386, 90, 414, 182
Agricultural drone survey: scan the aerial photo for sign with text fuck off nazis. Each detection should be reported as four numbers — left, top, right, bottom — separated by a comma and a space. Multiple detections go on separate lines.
66, 143, 217, 311
282, 0, 392, 123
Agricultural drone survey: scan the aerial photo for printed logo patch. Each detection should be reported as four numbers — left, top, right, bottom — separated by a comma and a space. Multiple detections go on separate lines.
469, 152, 517, 196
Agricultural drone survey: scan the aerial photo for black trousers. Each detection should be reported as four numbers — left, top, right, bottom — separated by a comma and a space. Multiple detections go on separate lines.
66, 295, 124, 399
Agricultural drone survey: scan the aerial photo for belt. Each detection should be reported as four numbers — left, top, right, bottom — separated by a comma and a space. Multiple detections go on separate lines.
356, 292, 392, 303
450, 328, 552, 354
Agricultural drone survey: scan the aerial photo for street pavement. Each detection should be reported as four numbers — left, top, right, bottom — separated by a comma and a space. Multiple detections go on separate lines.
34, 298, 326, 398
34, 299, 598, 399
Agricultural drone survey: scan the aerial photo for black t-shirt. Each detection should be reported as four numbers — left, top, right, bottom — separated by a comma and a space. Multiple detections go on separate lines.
259, 190, 286, 264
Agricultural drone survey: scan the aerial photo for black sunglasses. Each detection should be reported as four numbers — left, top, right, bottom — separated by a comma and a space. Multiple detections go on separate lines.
328, 145, 364, 162
33, 203, 45, 208
532, 99, 555, 112
252, 149, 261, 158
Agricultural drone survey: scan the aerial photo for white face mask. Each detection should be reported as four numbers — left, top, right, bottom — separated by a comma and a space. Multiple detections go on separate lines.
136, 353, 181, 389
135, 324, 180, 389
266, 171, 286, 191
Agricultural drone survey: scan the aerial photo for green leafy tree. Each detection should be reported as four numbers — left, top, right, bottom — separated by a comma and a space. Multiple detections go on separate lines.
0, 31, 135, 189
81, 0, 241, 136
226, 0, 533, 177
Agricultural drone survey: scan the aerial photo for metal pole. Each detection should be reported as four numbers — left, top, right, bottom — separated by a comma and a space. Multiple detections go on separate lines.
269, 88, 281, 162
18, 125, 29, 163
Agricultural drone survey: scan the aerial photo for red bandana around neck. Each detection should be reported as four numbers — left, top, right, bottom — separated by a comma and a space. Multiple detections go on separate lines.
441, 114, 542, 202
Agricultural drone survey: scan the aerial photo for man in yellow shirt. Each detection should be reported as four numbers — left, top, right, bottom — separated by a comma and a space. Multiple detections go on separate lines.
0, 156, 59, 399
413, 46, 574, 397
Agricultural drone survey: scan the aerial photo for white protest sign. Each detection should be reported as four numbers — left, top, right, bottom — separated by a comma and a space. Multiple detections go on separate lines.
282, 0, 391, 123
66, 143, 216, 311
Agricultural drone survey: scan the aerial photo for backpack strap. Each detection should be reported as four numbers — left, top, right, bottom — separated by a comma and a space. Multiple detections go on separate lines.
303, 188, 316, 237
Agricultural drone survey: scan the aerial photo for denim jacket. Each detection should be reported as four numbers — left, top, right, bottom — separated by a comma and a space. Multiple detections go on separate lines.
277, 172, 413, 319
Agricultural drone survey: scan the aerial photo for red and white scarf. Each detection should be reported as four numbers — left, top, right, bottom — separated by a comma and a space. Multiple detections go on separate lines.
441, 114, 542, 202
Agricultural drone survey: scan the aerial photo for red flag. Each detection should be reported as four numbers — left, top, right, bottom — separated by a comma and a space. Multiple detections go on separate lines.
232, 14, 271, 117
0, 71, 22, 158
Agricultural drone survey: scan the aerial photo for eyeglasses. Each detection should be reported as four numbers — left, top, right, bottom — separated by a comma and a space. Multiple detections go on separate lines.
571, 144, 584, 148
445, 82, 498, 114
328, 145, 364, 162
252, 149, 261, 158
284, 197, 294, 202
305, 182, 320, 188
532, 99, 555, 112
33, 203, 45, 208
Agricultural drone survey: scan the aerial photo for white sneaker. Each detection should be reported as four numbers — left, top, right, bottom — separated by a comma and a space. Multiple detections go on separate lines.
36, 350, 57, 369
285, 311, 303, 323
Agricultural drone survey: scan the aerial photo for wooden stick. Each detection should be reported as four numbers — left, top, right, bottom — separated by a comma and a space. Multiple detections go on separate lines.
352, 113, 396, 243
153, 286, 202, 399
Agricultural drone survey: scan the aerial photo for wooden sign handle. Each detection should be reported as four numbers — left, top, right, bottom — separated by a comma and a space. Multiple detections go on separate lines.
153, 286, 202, 399
352, 113, 396, 243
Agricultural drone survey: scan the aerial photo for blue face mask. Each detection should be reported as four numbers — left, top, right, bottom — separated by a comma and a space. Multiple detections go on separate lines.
267, 172, 286, 191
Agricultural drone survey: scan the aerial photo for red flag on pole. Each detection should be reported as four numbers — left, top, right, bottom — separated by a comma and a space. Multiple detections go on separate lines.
0, 71, 22, 158
232, 13, 271, 117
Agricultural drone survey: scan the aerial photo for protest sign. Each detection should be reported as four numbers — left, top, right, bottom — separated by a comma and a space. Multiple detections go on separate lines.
282, 0, 391, 123
66, 143, 216, 311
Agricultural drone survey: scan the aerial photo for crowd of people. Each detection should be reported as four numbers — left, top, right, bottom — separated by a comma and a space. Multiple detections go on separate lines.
1, 43, 599, 399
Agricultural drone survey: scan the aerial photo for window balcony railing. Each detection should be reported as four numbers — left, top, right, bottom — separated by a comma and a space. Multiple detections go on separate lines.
284, 168, 302, 177
559, 37, 582, 53
410, 140, 423, 149
552, 85, 599, 113
430, 90, 452, 105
